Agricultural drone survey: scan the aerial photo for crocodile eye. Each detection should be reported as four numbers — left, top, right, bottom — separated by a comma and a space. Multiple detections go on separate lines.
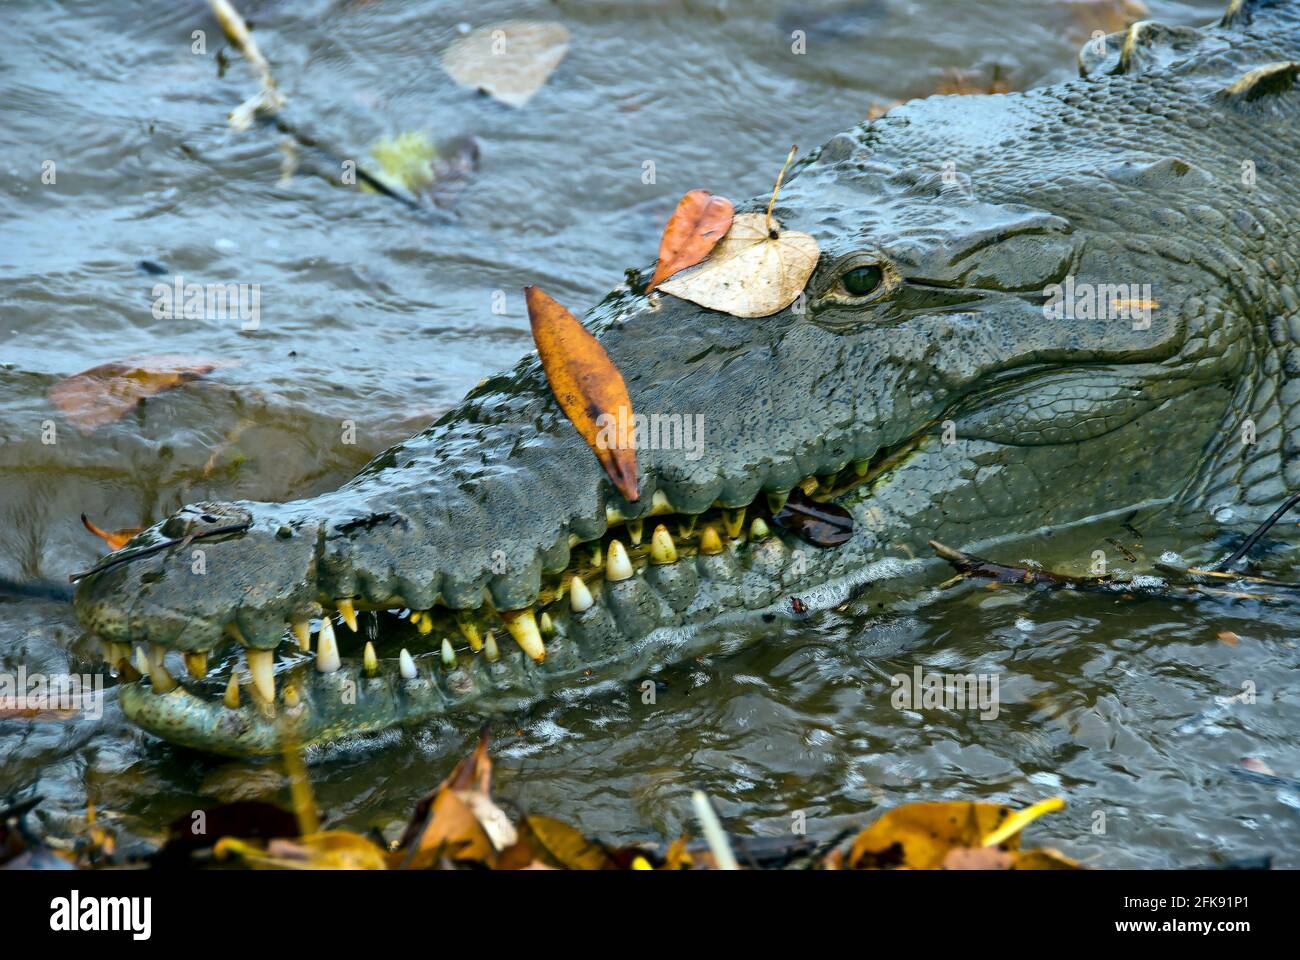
840, 264, 883, 297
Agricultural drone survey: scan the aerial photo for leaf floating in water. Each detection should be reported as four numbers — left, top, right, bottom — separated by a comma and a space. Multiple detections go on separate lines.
771, 486, 853, 547
81, 514, 142, 551
365, 132, 480, 206
526, 286, 639, 502
49, 355, 228, 433
440, 21, 570, 108
646, 190, 735, 292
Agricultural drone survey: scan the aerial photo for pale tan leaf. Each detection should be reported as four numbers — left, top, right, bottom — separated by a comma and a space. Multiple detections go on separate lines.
656, 212, 819, 318
440, 21, 569, 109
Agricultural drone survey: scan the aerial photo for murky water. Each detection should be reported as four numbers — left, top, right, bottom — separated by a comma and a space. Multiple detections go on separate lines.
4, 0, 1296, 868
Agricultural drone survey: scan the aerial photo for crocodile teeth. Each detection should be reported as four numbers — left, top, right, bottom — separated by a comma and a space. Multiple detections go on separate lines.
399, 648, 417, 680
767, 491, 788, 513
440, 638, 456, 667
591, 543, 603, 567
570, 576, 593, 612
148, 645, 177, 693
363, 641, 378, 677
699, 525, 724, 555
852, 459, 870, 477
678, 514, 698, 538
315, 619, 340, 673
417, 612, 434, 635
502, 609, 545, 662
223, 674, 241, 709
456, 614, 483, 651
133, 646, 149, 675
539, 611, 555, 636
606, 506, 624, 525
184, 650, 209, 680
292, 620, 311, 653
108, 642, 130, 668
337, 599, 358, 632
627, 519, 644, 546
283, 683, 300, 708
650, 524, 677, 564
749, 517, 771, 540
484, 630, 500, 662
606, 540, 633, 581
651, 489, 673, 515
799, 476, 819, 495
723, 508, 746, 539
247, 649, 275, 703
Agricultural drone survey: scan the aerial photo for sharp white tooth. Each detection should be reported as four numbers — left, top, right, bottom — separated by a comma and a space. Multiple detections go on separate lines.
315, 619, 340, 673
147, 645, 177, 693
699, 525, 724, 555
133, 646, 149, 675
627, 519, 644, 546
749, 517, 771, 540
650, 524, 677, 564
363, 641, 378, 677
336, 599, 358, 632
570, 576, 593, 612
184, 650, 209, 680
223, 674, 241, 709
440, 637, 456, 667
590, 543, 603, 567
606, 540, 633, 581
651, 489, 673, 515
247, 649, 275, 703
484, 630, 500, 662
283, 683, 300, 708
539, 611, 555, 635
292, 620, 311, 652
399, 648, 417, 680
502, 609, 546, 662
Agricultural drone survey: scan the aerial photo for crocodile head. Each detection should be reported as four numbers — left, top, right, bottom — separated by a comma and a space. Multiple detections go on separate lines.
74, 6, 1296, 756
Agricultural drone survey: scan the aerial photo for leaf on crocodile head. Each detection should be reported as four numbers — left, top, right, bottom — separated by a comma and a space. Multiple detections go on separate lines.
81, 514, 142, 551
49, 355, 228, 433
646, 190, 735, 292
770, 487, 853, 547
656, 212, 819, 318
440, 21, 570, 108
526, 286, 640, 501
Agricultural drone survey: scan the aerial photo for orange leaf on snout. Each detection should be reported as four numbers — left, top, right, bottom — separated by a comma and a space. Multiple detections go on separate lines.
526, 286, 639, 502
81, 513, 142, 551
646, 190, 734, 292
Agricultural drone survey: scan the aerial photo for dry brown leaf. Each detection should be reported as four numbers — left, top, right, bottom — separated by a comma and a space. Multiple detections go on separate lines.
647, 190, 735, 292
846, 799, 1068, 870
517, 815, 613, 870
440, 21, 569, 108
50, 355, 224, 433
656, 212, 819, 317
1217, 630, 1240, 646
526, 286, 639, 501
81, 514, 142, 551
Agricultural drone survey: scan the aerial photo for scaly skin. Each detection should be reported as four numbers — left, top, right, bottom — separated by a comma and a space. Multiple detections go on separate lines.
75, 0, 1300, 756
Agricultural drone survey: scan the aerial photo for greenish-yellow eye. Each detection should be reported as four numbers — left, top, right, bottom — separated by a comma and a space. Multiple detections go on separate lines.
841, 265, 883, 297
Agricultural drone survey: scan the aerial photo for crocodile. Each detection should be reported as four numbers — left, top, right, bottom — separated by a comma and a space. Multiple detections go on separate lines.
73, 0, 1300, 757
